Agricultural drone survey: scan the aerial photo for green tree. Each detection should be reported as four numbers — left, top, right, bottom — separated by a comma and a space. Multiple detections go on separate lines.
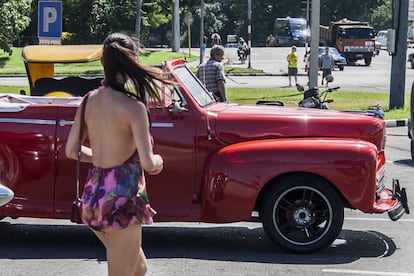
369, 0, 392, 31
320, 0, 384, 25
0, 0, 32, 54
88, 0, 173, 42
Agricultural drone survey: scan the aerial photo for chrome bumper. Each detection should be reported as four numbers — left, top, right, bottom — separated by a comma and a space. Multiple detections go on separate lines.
388, 179, 409, 221
0, 183, 14, 207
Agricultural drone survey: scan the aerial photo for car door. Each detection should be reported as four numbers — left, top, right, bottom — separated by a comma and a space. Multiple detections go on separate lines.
146, 85, 198, 220
54, 101, 88, 217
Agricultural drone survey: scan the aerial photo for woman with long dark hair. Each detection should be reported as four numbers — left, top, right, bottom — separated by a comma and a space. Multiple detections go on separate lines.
66, 32, 172, 275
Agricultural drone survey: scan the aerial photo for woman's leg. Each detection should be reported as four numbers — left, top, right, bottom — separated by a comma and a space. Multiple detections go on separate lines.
95, 224, 146, 276
134, 247, 148, 276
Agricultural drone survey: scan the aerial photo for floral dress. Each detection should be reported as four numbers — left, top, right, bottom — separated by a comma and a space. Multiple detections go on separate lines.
81, 152, 156, 231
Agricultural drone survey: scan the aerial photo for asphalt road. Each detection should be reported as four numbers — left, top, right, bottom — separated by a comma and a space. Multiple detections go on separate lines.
1, 47, 414, 94
203, 46, 414, 94
0, 126, 413, 276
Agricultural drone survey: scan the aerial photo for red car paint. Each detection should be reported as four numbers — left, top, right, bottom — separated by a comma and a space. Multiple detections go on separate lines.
0, 58, 408, 253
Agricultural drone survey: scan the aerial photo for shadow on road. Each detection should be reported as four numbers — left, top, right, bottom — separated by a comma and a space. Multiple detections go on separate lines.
0, 221, 397, 264
394, 159, 414, 167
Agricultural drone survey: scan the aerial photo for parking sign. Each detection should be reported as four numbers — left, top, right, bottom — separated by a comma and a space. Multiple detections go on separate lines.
38, 1, 62, 40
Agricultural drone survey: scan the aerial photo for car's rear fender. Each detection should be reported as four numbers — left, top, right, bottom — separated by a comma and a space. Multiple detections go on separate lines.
201, 138, 378, 222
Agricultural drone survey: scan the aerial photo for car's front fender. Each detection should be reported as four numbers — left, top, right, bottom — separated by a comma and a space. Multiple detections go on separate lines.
201, 138, 378, 222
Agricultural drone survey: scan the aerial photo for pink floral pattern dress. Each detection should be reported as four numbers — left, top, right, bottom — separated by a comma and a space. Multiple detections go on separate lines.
81, 152, 156, 231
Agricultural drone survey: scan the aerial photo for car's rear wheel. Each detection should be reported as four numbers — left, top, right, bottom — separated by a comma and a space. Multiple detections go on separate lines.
364, 57, 372, 66
411, 60, 414, 69
339, 65, 344, 71
261, 173, 344, 253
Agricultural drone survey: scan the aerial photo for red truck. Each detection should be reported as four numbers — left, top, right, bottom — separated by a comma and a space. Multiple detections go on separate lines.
320, 18, 377, 66
0, 45, 409, 253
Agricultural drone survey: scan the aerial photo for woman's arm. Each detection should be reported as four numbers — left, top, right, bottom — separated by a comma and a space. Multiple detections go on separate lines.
65, 105, 93, 163
130, 102, 163, 174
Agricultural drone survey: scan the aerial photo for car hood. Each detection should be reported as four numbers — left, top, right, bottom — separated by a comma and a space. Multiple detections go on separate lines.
209, 103, 385, 149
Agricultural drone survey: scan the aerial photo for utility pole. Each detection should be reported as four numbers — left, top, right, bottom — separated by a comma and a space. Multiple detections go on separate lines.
172, 0, 180, 52
390, 0, 409, 109
308, 0, 320, 88
199, 0, 204, 64
247, 0, 252, 68
135, 0, 143, 42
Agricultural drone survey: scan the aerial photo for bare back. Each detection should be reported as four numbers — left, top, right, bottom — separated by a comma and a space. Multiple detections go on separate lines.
84, 87, 149, 168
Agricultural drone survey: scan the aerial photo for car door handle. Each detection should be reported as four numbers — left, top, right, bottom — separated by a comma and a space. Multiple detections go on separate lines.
59, 119, 74, 127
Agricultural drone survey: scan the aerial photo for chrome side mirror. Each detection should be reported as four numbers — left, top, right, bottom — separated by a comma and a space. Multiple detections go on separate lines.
169, 101, 188, 116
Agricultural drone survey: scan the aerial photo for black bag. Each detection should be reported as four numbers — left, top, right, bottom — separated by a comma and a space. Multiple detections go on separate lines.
70, 94, 89, 224
71, 198, 82, 223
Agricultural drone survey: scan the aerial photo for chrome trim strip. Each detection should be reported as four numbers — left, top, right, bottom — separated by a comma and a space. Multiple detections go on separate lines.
59, 119, 74, 127
0, 118, 56, 125
0, 119, 173, 127
151, 122, 174, 128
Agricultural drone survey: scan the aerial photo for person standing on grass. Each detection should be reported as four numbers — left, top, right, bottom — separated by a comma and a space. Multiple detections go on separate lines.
287, 46, 298, 87
196, 45, 227, 102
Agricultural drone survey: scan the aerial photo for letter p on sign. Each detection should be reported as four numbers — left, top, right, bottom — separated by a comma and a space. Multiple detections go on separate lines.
38, 1, 62, 39
43, 7, 57, 32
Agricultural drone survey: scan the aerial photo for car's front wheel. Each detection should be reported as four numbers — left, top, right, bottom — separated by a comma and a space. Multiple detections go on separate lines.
261, 173, 344, 253
339, 65, 344, 71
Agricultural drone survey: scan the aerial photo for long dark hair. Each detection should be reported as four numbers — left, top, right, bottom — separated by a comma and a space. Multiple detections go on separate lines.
101, 32, 172, 104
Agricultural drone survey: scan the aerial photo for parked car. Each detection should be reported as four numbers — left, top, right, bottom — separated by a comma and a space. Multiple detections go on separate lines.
22, 44, 103, 97
408, 53, 414, 69
318, 47, 346, 71
0, 45, 409, 254
376, 30, 388, 50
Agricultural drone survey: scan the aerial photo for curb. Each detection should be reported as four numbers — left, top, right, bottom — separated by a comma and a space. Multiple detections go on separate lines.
385, 119, 408, 128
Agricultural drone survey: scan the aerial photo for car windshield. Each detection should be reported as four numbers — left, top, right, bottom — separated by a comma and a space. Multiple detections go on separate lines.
341, 28, 375, 39
173, 65, 216, 107
318, 47, 340, 56
329, 48, 340, 55
290, 19, 306, 32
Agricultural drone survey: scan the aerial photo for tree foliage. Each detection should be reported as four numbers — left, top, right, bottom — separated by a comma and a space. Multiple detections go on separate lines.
88, 0, 172, 42
0, 0, 32, 54
369, 0, 393, 31
9, 0, 395, 48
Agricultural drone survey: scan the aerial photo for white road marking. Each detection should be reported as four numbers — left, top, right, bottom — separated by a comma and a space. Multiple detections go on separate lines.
322, 269, 414, 275
345, 217, 414, 222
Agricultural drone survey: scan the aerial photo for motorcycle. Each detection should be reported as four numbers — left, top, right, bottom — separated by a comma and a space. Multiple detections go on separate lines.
237, 46, 248, 63
296, 83, 384, 118
297, 85, 338, 109
256, 81, 384, 119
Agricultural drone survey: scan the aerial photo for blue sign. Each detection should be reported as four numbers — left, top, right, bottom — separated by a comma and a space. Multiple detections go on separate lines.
38, 1, 62, 39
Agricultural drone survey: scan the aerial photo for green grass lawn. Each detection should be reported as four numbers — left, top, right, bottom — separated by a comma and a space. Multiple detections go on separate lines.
0, 47, 410, 120
226, 88, 409, 120
0, 47, 198, 75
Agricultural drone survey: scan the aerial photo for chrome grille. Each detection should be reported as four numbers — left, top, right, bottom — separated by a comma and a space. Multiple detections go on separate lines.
376, 166, 386, 193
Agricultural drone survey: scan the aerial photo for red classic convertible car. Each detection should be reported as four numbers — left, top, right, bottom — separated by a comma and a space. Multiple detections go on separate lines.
0, 46, 409, 253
